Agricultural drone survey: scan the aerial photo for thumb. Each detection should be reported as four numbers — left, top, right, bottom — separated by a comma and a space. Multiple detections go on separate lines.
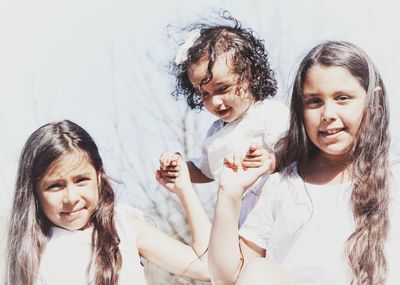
155, 170, 165, 184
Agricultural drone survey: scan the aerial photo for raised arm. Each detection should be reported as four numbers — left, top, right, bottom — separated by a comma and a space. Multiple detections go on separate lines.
135, 155, 211, 280
209, 155, 269, 285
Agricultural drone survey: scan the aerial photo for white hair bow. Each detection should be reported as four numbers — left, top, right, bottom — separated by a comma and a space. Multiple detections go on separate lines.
174, 29, 201, 65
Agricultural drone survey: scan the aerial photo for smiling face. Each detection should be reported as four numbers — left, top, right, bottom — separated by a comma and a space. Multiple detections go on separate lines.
302, 64, 366, 161
188, 52, 254, 123
36, 150, 99, 231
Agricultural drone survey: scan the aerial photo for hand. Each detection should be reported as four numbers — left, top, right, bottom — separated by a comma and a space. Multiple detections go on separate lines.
156, 152, 191, 195
219, 153, 270, 198
241, 145, 276, 173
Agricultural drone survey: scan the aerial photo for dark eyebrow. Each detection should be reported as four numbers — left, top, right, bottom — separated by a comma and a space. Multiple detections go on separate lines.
74, 173, 91, 178
303, 93, 319, 98
332, 90, 358, 95
214, 81, 229, 87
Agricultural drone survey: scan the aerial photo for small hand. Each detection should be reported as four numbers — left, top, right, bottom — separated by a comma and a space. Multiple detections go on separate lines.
219, 153, 270, 197
156, 152, 191, 195
241, 144, 276, 173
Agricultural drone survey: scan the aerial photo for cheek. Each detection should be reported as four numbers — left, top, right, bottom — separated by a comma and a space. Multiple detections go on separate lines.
37, 193, 60, 216
303, 111, 319, 131
202, 99, 213, 110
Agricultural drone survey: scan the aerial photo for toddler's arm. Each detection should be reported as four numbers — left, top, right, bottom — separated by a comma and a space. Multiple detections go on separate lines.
157, 152, 213, 184
187, 161, 214, 183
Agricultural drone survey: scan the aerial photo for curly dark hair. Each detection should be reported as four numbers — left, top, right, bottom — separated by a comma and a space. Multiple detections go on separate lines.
171, 11, 277, 110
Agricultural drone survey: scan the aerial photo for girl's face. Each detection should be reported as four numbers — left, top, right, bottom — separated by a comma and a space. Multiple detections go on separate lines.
36, 151, 99, 231
188, 52, 253, 123
302, 64, 366, 160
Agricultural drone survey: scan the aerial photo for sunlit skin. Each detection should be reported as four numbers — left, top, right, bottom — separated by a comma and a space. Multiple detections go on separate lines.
188, 52, 254, 123
303, 64, 366, 167
36, 151, 99, 231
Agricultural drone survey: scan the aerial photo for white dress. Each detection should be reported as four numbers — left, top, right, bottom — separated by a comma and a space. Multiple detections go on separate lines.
37, 205, 147, 285
194, 99, 289, 227
240, 163, 400, 284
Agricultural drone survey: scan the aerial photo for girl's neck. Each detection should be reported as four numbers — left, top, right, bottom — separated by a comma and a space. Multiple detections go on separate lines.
299, 152, 351, 185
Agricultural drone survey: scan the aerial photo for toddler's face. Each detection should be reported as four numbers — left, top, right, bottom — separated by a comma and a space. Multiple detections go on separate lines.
36, 150, 99, 231
188, 52, 254, 123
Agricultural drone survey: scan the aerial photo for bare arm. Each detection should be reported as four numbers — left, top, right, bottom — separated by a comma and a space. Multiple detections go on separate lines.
134, 217, 209, 281
209, 157, 269, 284
187, 161, 214, 183
143, 156, 211, 280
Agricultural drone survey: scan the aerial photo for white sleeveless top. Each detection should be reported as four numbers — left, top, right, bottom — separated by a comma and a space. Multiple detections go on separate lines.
37, 205, 147, 285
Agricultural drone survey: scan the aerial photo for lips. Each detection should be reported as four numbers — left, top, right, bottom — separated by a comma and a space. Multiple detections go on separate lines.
216, 107, 231, 117
321, 128, 343, 135
319, 128, 345, 141
62, 207, 85, 216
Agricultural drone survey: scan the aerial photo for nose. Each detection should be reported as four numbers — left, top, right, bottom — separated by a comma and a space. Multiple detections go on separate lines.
63, 186, 79, 205
321, 101, 337, 122
210, 94, 223, 107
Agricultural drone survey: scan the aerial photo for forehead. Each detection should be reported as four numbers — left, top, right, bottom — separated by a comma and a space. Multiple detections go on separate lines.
188, 51, 237, 87
303, 64, 364, 93
40, 150, 95, 181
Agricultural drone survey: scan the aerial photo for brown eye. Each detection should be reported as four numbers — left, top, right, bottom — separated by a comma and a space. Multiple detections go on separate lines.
305, 98, 321, 105
46, 183, 62, 191
216, 86, 229, 94
337, 95, 349, 101
76, 177, 90, 184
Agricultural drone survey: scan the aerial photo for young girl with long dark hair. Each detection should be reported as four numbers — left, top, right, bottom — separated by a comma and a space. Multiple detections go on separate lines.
6, 120, 210, 285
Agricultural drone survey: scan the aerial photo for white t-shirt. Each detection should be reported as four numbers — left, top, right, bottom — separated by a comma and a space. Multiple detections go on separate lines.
194, 99, 289, 227
240, 163, 400, 284
194, 99, 289, 180
37, 205, 147, 285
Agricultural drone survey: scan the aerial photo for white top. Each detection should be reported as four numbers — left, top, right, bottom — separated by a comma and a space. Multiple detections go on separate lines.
193, 99, 289, 227
194, 99, 289, 180
37, 205, 147, 285
240, 163, 400, 284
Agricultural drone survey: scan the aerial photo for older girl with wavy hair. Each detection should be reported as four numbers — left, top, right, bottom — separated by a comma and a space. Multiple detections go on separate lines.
209, 41, 400, 284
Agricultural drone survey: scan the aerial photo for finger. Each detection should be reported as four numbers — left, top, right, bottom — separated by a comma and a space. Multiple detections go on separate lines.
241, 161, 263, 168
160, 152, 180, 167
247, 144, 262, 154
242, 155, 263, 162
224, 154, 235, 168
155, 170, 166, 185
159, 152, 173, 164
165, 171, 180, 178
232, 153, 242, 169
160, 169, 179, 179
165, 177, 177, 184
161, 160, 178, 171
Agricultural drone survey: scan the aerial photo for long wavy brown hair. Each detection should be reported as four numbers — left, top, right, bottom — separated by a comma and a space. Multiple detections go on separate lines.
280, 41, 390, 284
6, 120, 122, 285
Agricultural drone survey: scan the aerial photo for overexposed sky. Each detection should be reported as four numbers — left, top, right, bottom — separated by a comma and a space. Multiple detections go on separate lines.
1, 0, 400, 215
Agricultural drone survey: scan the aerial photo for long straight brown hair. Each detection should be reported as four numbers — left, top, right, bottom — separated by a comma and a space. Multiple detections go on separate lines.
281, 41, 390, 284
6, 120, 122, 284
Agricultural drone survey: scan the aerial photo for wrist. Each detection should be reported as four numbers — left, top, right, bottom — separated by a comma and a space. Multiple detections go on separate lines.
218, 184, 244, 201
175, 184, 194, 198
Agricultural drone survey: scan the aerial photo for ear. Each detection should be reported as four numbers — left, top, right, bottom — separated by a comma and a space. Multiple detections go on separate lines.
97, 173, 102, 185
373, 86, 382, 92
